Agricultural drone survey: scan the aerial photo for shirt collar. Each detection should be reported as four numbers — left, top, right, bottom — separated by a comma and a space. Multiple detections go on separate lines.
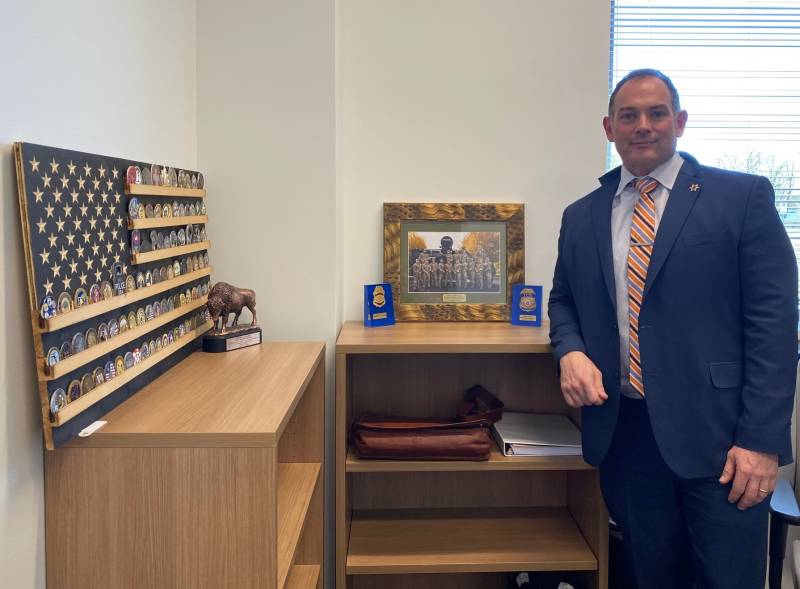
615, 152, 685, 197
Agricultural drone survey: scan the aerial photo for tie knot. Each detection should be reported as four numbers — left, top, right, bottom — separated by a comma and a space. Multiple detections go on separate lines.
634, 177, 658, 195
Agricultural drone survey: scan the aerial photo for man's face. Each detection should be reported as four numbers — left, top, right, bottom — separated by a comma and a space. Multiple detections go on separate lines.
603, 76, 688, 177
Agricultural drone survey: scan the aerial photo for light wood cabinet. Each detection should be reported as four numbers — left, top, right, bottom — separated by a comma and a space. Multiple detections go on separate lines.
45, 342, 325, 589
336, 321, 607, 589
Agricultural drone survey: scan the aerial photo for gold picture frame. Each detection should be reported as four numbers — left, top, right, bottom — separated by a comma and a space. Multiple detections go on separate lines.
384, 203, 524, 321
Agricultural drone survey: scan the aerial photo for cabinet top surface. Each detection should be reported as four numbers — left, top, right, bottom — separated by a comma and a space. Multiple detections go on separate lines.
69, 341, 324, 447
336, 321, 552, 353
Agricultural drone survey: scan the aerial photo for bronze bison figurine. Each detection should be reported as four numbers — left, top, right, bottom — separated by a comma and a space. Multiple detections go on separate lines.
207, 282, 257, 333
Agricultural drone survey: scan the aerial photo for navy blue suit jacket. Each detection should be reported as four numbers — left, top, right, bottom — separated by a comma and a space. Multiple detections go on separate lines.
548, 153, 798, 478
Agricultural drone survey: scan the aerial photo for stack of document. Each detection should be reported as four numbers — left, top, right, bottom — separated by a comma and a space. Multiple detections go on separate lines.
491, 411, 582, 457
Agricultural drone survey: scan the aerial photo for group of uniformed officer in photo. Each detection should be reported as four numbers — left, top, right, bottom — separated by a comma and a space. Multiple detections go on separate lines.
409, 248, 499, 293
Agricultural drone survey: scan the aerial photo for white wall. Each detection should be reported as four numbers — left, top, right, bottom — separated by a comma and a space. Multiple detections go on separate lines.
0, 1, 197, 586
339, 0, 611, 317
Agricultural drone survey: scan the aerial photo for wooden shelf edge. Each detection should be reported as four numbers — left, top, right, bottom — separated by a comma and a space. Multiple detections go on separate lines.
336, 342, 553, 354
131, 241, 211, 265
345, 446, 592, 472
41, 267, 212, 333
345, 506, 598, 576
46, 296, 208, 380
277, 462, 321, 589
284, 564, 320, 589
126, 184, 206, 198
51, 320, 213, 427
128, 215, 207, 230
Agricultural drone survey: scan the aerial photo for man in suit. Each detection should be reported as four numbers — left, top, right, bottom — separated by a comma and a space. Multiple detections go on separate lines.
548, 68, 798, 588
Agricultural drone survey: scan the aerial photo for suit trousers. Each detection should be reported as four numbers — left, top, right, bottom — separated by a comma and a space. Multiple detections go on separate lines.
599, 396, 769, 589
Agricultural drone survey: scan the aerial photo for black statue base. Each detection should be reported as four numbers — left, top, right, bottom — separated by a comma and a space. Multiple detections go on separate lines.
202, 324, 262, 353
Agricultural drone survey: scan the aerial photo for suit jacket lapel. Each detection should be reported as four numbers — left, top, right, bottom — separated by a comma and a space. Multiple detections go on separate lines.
592, 174, 618, 311
643, 156, 702, 297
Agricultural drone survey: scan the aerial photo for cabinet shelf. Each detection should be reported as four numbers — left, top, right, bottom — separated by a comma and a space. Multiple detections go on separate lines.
39, 267, 212, 333
346, 446, 591, 472
346, 507, 597, 575
130, 241, 210, 265
128, 215, 207, 230
277, 462, 321, 589
125, 184, 205, 198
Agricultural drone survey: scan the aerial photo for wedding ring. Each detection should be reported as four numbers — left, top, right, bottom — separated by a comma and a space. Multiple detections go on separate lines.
758, 488, 770, 494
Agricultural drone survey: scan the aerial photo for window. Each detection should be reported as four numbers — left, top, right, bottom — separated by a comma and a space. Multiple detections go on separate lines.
608, 1, 800, 288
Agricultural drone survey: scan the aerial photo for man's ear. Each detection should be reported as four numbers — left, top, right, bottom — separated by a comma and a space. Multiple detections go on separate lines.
603, 116, 614, 141
675, 110, 688, 138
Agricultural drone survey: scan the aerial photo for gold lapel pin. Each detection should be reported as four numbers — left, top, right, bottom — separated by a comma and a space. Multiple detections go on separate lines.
689, 183, 700, 192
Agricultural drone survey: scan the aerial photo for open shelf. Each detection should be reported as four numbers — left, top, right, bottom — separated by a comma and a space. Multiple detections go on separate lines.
126, 184, 206, 198
285, 564, 320, 589
40, 267, 212, 333
130, 241, 210, 265
50, 320, 213, 427
346, 507, 597, 575
45, 296, 208, 380
128, 215, 207, 230
346, 446, 591, 472
277, 462, 321, 589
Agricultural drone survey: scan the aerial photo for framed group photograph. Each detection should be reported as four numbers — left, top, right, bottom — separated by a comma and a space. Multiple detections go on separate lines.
384, 203, 524, 321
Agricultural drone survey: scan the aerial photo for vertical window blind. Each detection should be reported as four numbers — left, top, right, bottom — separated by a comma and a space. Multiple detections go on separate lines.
609, 1, 800, 298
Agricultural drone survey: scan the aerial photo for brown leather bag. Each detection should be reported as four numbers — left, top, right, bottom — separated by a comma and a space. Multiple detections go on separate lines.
351, 385, 504, 461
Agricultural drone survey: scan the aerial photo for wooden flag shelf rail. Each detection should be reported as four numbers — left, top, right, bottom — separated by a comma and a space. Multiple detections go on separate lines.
131, 241, 211, 265
51, 320, 214, 427
126, 184, 206, 199
14, 142, 213, 449
128, 215, 208, 230
44, 296, 209, 381
40, 267, 212, 333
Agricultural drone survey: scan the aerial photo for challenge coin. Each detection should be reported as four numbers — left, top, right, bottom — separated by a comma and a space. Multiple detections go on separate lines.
197, 173, 204, 189
68, 379, 82, 401
80, 373, 94, 395
145, 203, 154, 218
89, 283, 101, 303
145, 270, 153, 286
101, 281, 114, 300
93, 366, 105, 386
142, 166, 152, 185
119, 315, 128, 333
46, 347, 60, 367
128, 197, 140, 217
124, 351, 135, 369
173, 260, 181, 277
50, 389, 68, 414
108, 318, 119, 337
86, 327, 98, 348
40, 295, 57, 320
74, 287, 88, 308
59, 341, 72, 360
136, 272, 145, 289
57, 292, 73, 314
127, 310, 137, 329
126, 275, 136, 292
177, 228, 186, 246
104, 360, 116, 381
71, 331, 85, 354
115, 355, 125, 375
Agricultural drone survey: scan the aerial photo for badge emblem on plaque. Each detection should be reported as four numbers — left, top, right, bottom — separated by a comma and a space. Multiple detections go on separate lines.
510, 284, 543, 326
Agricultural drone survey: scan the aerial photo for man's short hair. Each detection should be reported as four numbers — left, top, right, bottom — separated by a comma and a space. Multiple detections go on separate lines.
608, 68, 681, 115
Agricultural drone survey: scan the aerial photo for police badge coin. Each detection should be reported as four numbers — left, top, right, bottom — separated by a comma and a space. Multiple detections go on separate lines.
363, 283, 395, 327
510, 284, 543, 327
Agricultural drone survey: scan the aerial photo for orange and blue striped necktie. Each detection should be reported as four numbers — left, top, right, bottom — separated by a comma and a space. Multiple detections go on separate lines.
627, 177, 658, 396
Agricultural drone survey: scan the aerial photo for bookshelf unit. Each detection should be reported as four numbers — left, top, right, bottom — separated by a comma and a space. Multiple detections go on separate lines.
336, 321, 608, 589
45, 342, 325, 589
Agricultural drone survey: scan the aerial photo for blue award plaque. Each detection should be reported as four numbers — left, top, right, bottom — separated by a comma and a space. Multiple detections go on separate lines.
364, 283, 395, 327
511, 284, 542, 326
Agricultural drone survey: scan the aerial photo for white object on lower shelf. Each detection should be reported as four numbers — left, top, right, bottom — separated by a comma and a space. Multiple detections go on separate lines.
492, 411, 582, 457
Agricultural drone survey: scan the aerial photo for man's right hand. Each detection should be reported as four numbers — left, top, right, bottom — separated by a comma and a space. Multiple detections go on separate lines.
559, 351, 608, 408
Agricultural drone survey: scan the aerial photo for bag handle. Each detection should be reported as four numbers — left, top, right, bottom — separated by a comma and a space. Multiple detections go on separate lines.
457, 384, 504, 423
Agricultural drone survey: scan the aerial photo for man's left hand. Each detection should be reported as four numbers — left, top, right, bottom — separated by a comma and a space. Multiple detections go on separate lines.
719, 446, 779, 510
